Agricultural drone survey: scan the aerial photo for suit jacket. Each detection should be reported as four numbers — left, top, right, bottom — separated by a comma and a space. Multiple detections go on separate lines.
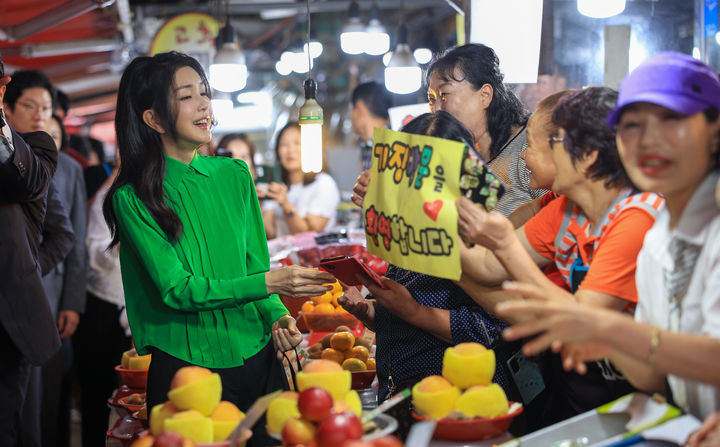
42, 152, 87, 317
0, 130, 63, 365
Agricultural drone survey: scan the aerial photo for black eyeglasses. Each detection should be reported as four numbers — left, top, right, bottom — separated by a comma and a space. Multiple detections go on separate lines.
548, 135, 564, 147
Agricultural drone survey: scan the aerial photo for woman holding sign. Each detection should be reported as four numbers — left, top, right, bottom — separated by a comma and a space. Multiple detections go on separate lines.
341, 111, 540, 436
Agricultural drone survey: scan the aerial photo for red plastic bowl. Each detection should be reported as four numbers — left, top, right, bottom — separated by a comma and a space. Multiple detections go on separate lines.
351, 369, 377, 389
117, 395, 145, 413
412, 402, 523, 441
115, 365, 148, 390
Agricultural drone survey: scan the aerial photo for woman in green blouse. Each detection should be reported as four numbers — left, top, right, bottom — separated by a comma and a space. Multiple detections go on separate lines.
103, 52, 334, 445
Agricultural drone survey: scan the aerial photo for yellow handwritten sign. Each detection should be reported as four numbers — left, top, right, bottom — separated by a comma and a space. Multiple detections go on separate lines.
363, 128, 464, 280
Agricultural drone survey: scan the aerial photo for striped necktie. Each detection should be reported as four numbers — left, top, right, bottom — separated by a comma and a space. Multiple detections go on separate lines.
663, 237, 700, 413
664, 238, 701, 309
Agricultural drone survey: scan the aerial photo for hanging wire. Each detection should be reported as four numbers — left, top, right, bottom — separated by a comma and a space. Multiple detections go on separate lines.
306, 0, 313, 72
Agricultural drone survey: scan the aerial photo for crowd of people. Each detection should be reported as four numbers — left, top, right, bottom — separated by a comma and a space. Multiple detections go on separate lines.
1, 38, 720, 447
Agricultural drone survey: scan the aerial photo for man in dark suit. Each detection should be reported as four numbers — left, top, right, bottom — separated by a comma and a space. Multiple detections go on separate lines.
0, 59, 71, 447
5, 69, 81, 447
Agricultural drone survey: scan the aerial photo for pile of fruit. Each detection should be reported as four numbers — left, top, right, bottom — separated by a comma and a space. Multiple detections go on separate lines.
133, 366, 245, 445
267, 372, 401, 447
300, 281, 346, 314
412, 342, 509, 420
121, 348, 152, 370
307, 326, 375, 372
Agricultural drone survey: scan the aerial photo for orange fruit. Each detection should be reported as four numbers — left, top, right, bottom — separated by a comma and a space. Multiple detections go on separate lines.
300, 301, 315, 313
365, 358, 376, 371
314, 303, 335, 314
350, 346, 369, 363
330, 281, 343, 294
320, 348, 345, 365
312, 292, 333, 305
330, 332, 355, 351
342, 358, 367, 372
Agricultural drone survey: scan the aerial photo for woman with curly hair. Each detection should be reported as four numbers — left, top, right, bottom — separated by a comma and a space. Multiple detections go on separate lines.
456, 87, 665, 420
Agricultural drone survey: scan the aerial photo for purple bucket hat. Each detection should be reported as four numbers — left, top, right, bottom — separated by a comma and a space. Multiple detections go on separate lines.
606, 52, 720, 127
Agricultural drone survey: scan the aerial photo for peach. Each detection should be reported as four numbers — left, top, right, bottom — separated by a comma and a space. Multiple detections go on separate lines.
281, 417, 316, 445
455, 383, 509, 418
296, 367, 351, 401
412, 376, 460, 420
163, 410, 213, 444
304, 359, 343, 373
150, 400, 178, 435
266, 391, 300, 435
442, 343, 496, 389
211, 401, 245, 442
344, 390, 362, 416
167, 368, 222, 416
170, 366, 212, 389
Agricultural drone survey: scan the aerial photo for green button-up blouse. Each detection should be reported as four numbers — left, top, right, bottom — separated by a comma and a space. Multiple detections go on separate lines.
112, 153, 288, 368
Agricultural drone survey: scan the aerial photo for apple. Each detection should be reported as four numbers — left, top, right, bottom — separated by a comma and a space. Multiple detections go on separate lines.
315, 411, 363, 447
298, 387, 334, 422
281, 417, 316, 445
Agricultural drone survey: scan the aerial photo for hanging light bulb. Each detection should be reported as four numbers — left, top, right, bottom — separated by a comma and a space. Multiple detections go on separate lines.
577, 0, 626, 18
340, 1, 366, 55
384, 25, 421, 95
210, 24, 248, 92
300, 78, 323, 173
364, 2, 389, 56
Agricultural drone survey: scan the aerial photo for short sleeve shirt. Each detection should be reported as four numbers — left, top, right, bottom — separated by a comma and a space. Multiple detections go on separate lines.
265, 172, 341, 237
524, 189, 663, 303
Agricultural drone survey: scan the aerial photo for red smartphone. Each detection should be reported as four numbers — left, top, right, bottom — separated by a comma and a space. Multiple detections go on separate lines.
319, 256, 387, 289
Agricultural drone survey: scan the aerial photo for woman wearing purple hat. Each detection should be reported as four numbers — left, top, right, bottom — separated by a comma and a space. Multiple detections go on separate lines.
493, 51, 720, 428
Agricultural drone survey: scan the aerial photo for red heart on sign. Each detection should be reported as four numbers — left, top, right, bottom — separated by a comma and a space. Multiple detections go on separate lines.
423, 200, 443, 221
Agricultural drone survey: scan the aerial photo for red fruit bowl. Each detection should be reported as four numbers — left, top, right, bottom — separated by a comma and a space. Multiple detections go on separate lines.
412, 402, 523, 441
117, 395, 145, 413
115, 365, 148, 390
301, 311, 361, 332
351, 369, 377, 389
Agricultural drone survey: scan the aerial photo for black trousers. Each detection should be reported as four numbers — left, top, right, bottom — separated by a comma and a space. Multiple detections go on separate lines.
147, 340, 288, 447
0, 324, 32, 447
73, 293, 131, 447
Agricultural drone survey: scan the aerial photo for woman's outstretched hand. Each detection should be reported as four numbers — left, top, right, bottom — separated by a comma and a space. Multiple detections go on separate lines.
456, 196, 514, 250
337, 284, 375, 330
265, 266, 335, 298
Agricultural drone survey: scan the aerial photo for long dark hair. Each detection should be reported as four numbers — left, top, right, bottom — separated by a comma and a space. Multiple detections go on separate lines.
275, 121, 317, 186
426, 44, 528, 158
104, 52, 211, 246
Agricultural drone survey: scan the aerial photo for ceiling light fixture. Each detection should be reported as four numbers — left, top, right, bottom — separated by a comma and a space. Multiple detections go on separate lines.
385, 24, 421, 95
340, 1, 366, 55
577, 0, 626, 18
364, 2, 390, 56
209, 0, 248, 92
299, 0, 323, 173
